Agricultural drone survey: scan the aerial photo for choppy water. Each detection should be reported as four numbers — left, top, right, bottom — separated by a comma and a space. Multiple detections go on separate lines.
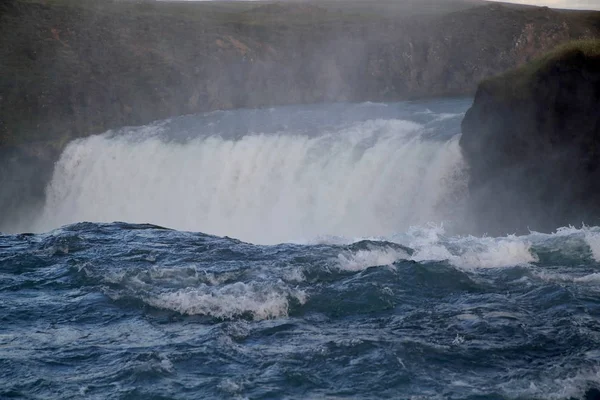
2, 100, 600, 399
2, 223, 600, 399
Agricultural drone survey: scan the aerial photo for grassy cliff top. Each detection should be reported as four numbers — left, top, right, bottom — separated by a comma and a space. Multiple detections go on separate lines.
481, 39, 600, 100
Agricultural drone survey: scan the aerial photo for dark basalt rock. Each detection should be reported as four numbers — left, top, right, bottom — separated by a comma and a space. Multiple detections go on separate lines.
460, 41, 600, 235
0, 144, 59, 232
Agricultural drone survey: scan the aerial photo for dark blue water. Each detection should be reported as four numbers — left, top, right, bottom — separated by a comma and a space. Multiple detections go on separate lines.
3, 222, 600, 399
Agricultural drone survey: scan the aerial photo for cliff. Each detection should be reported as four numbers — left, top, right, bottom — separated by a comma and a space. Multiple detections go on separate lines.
1, 0, 599, 150
460, 40, 600, 234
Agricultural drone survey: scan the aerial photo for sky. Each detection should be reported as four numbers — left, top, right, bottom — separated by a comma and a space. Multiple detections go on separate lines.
167, 0, 600, 11
487, 0, 600, 10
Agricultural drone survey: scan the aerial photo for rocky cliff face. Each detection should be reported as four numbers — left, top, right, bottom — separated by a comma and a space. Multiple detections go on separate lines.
460, 41, 600, 234
1, 1, 598, 149
0, 144, 59, 232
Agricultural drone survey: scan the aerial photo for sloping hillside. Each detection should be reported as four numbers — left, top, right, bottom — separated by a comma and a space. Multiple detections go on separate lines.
1, 0, 598, 150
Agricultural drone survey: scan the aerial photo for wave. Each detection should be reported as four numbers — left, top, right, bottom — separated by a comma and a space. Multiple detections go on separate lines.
402, 226, 539, 269
81, 261, 307, 321
5, 219, 600, 400
142, 282, 307, 321
400, 225, 600, 270
313, 224, 600, 271
337, 245, 409, 271
60, 222, 600, 325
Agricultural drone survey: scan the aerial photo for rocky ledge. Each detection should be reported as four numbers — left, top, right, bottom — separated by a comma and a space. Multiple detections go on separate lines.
460, 40, 600, 234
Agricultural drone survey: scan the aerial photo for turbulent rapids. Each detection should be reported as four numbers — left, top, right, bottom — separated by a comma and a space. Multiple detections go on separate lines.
3, 223, 600, 399
3, 99, 600, 400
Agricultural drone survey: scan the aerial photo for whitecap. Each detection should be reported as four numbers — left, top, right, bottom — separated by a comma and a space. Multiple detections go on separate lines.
397, 225, 538, 269
455, 238, 538, 269
584, 231, 600, 262
337, 247, 408, 271
143, 282, 307, 320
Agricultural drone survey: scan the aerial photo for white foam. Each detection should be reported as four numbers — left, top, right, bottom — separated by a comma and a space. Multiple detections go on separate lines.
392, 225, 538, 269
143, 282, 307, 320
282, 268, 306, 283
456, 238, 538, 269
407, 225, 455, 263
337, 247, 409, 271
33, 118, 466, 244
306, 224, 539, 270
585, 231, 600, 262
575, 273, 600, 283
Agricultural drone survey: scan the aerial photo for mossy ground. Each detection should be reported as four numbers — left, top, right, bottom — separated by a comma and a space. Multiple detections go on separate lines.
481, 39, 600, 100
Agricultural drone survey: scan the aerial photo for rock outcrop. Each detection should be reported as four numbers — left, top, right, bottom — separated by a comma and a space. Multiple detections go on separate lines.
460, 40, 600, 234
0, 144, 59, 232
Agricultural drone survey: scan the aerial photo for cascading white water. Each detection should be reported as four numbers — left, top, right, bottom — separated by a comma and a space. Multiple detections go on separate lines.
35, 111, 467, 244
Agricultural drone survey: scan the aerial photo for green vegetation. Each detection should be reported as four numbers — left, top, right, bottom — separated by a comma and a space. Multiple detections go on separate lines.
481, 39, 600, 100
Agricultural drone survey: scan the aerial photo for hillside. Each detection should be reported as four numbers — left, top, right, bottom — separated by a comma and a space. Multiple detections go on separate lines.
1, 0, 599, 150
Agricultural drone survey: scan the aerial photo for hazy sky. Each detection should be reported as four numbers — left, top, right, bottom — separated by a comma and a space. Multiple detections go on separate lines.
169, 0, 600, 10
487, 0, 600, 10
